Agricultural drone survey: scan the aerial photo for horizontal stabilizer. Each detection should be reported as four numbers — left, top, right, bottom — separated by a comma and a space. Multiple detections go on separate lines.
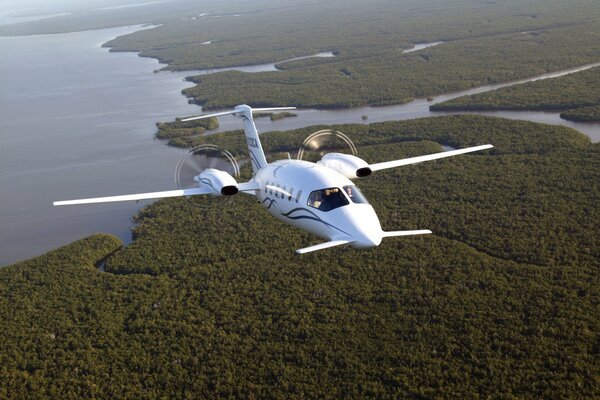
53, 187, 212, 206
181, 110, 239, 122
251, 107, 296, 112
382, 230, 432, 238
296, 239, 352, 254
181, 106, 296, 122
369, 144, 493, 172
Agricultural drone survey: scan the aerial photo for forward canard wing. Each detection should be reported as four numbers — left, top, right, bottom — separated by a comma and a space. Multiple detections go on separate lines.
382, 230, 432, 237
295, 239, 352, 254
295, 230, 432, 254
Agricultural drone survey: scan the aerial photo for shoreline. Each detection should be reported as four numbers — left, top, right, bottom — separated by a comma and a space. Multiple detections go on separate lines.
0, 25, 200, 267
14, 22, 599, 131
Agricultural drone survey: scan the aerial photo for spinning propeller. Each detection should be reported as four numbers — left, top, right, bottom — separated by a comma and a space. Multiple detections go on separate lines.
174, 144, 243, 208
297, 129, 357, 162
172, 129, 359, 208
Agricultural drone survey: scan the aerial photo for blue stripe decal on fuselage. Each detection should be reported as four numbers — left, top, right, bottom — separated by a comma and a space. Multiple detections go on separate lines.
260, 197, 279, 210
281, 206, 352, 237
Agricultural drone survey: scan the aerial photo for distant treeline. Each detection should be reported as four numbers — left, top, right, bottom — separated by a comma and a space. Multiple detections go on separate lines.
2, 116, 598, 398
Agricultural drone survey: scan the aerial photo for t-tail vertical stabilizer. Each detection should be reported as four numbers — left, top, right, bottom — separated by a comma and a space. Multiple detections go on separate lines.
181, 104, 295, 173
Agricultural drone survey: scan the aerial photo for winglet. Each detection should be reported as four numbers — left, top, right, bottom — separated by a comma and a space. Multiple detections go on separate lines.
295, 239, 352, 254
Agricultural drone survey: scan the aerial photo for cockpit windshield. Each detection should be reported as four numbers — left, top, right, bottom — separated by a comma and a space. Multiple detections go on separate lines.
307, 187, 349, 211
343, 185, 369, 204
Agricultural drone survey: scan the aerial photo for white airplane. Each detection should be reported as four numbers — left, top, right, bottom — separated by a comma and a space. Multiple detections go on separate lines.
54, 104, 493, 254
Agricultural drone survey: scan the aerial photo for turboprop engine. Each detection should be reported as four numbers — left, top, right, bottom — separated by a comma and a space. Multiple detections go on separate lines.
317, 153, 372, 179
194, 168, 239, 195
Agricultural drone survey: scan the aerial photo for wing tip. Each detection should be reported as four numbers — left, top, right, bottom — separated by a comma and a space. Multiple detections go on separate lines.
53, 200, 77, 206
295, 239, 352, 254
382, 229, 433, 238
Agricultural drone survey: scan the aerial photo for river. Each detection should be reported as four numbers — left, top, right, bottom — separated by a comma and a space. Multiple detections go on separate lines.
1, 26, 599, 266
206, 61, 600, 142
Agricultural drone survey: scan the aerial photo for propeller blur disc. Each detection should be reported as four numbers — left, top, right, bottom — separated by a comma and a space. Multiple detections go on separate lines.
174, 144, 240, 208
297, 129, 357, 162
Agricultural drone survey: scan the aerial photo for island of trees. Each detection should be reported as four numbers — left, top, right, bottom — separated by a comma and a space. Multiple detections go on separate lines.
155, 117, 219, 140
560, 104, 600, 122
253, 111, 298, 121
431, 66, 600, 122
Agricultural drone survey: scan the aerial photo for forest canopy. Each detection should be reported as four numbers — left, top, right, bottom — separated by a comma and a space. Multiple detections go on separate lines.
2, 116, 599, 399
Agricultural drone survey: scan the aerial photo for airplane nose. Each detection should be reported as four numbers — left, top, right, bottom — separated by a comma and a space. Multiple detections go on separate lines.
341, 204, 383, 248
354, 229, 382, 248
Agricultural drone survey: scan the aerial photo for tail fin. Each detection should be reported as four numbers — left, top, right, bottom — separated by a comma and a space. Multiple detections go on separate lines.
181, 104, 295, 174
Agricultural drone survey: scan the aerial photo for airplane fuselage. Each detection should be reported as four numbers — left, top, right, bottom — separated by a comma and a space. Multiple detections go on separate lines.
254, 160, 383, 248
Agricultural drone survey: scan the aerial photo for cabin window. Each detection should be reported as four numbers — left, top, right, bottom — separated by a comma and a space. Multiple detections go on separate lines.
343, 185, 369, 204
295, 190, 302, 203
288, 188, 294, 201
307, 187, 349, 211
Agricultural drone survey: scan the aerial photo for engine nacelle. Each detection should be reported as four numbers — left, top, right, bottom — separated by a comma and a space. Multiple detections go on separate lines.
195, 168, 239, 195
317, 153, 372, 179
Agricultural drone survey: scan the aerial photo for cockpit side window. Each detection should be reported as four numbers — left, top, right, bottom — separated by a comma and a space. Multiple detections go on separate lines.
343, 185, 369, 204
307, 187, 349, 211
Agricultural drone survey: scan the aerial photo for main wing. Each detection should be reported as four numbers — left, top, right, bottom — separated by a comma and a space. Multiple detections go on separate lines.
368, 144, 493, 172
53, 187, 212, 206
54, 180, 261, 206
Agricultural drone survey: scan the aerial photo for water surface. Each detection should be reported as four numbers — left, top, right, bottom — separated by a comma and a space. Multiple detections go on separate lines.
0, 26, 199, 265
